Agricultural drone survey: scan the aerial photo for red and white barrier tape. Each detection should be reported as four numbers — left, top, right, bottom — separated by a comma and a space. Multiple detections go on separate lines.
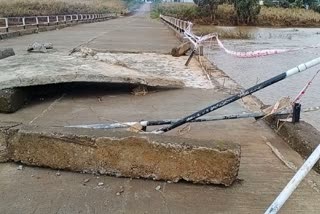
183, 22, 319, 58
293, 70, 320, 103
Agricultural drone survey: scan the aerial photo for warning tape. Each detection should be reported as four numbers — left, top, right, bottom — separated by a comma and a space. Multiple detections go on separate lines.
183, 21, 320, 58
293, 70, 320, 103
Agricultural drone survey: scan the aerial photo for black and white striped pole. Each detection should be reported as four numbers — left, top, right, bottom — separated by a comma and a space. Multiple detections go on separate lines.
153, 57, 320, 134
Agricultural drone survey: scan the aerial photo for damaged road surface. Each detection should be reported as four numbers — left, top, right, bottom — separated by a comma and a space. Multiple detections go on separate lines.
0, 52, 185, 113
2, 3, 320, 213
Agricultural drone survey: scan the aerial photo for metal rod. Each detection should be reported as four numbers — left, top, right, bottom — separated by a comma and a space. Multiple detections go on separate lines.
265, 144, 320, 214
64, 105, 319, 130
154, 57, 320, 133
292, 103, 301, 123
185, 49, 196, 66
65, 110, 293, 130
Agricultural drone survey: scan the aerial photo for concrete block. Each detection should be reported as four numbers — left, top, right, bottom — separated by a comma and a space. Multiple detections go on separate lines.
0, 48, 15, 60
0, 122, 20, 162
6, 125, 241, 186
171, 42, 191, 57
0, 88, 29, 113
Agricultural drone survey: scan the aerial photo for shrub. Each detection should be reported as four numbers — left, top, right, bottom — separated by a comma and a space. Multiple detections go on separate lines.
193, 0, 221, 21
234, 0, 261, 24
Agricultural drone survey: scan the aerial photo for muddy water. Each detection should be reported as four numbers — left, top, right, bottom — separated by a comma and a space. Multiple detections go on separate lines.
206, 27, 320, 130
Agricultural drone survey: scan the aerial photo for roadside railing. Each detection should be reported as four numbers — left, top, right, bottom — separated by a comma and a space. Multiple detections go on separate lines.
0, 13, 116, 33
160, 14, 190, 33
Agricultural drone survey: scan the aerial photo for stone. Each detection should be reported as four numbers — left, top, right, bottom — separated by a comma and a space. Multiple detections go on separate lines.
98, 182, 104, 186
0, 48, 15, 60
3, 124, 241, 186
0, 88, 29, 113
27, 42, 53, 53
155, 185, 161, 191
171, 42, 191, 57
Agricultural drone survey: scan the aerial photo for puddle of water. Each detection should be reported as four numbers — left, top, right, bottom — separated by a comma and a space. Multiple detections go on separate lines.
205, 27, 320, 130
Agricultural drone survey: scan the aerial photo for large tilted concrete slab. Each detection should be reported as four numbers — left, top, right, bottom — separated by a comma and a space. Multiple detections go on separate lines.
0, 122, 240, 186
0, 53, 184, 91
0, 52, 184, 113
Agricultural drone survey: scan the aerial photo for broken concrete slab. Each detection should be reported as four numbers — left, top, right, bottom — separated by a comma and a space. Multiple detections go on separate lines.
0, 48, 15, 60
171, 41, 191, 57
0, 88, 29, 113
0, 52, 184, 91
1, 123, 241, 186
77, 51, 213, 89
0, 122, 20, 162
270, 120, 320, 173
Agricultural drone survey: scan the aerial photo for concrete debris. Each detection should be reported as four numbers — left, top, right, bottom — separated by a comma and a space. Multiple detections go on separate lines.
0, 88, 29, 113
127, 123, 144, 133
17, 165, 23, 170
70, 47, 97, 58
0, 48, 15, 60
98, 182, 104, 186
27, 42, 53, 53
155, 185, 161, 191
132, 85, 148, 96
0, 123, 241, 186
116, 186, 124, 195
171, 42, 191, 57
262, 97, 291, 116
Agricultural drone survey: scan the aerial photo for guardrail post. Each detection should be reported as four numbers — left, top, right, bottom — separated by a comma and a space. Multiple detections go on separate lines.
47, 16, 50, 26
70, 15, 73, 23
292, 103, 301, 123
56, 16, 59, 25
5, 18, 9, 32
22, 17, 26, 29
36, 17, 39, 28
64, 15, 66, 24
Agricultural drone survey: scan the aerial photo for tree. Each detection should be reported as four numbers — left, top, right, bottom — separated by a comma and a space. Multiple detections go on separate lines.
193, 0, 224, 21
234, 0, 261, 24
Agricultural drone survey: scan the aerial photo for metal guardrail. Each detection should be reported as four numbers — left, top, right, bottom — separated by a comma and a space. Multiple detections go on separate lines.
160, 14, 190, 33
0, 13, 116, 33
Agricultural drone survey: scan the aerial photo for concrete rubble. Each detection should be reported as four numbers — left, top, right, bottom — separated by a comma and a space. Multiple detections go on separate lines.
0, 88, 29, 113
0, 48, 15, 60
27, 42, 53, 53
0, 122, 241, 186
171, 41, 191, 57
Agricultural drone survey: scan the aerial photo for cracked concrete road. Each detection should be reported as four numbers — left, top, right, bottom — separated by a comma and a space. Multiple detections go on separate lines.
1, 3, 320, 214
0, 4, 178, 54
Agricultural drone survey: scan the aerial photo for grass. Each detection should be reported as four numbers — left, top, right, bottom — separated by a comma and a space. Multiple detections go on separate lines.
193, 25, 253, 39
0, 0, 127, 17
153, 3, 320, 27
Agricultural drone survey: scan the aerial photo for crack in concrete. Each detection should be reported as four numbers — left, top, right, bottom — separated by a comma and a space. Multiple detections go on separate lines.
29, 93, 66, 125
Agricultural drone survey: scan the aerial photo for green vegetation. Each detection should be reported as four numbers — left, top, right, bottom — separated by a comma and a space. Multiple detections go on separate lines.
193, 25, 253, 39
152, 3, 320, 27
0, 0, 142, 17
234, 0, 261, 24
